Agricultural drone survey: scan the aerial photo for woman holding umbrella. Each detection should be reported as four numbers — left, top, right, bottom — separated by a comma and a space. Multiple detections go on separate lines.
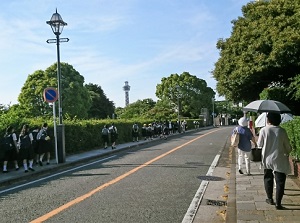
257, 112, 292, 210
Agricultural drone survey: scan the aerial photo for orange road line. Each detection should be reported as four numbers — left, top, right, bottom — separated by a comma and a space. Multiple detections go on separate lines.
30, 128, 221, 223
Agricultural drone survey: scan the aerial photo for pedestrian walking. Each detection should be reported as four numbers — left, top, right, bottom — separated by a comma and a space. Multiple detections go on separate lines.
31, 126, 40, 164
132, 123, 139, 142
18, 124, 35, 172
2, 126, 19, 172
37, 123, 51, 166
162, 122, 169, 139
141, 124, 147, 140
257, 112, 292, 210
109, 123, 118, 149
101, 125, 109, 149
233, 117, 256, 176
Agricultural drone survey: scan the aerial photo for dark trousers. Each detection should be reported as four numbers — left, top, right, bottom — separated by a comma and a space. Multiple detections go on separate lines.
264, 169, 286, 205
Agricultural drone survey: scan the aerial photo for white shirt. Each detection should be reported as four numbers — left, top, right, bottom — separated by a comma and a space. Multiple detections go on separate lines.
257, 125, 292, 174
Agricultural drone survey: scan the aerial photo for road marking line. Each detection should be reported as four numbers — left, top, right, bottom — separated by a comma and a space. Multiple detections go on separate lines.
30, 128, 221, 223
182, 153, 221, 223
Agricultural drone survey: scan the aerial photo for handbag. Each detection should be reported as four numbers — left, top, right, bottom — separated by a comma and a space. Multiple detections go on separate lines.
250, 148, 262, 162
230, 127, 239, 147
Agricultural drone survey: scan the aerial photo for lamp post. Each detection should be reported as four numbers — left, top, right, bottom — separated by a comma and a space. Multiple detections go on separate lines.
176, 85, 181, 133
46, 9, 69, 163
212, 97, 215, 127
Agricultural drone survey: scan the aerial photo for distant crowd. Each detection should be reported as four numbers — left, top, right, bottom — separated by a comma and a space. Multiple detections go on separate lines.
101, 120, 197, 149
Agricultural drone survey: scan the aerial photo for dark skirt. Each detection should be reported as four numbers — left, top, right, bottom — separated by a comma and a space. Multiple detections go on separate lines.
38, 140, 52, 154
102, 134, 109, 144
110, 133, 118, 142
19, 146, 34, 160
3, 148, 18, 161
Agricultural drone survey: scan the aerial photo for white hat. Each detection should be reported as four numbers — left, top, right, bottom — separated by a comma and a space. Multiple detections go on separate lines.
238, 117, 248, 127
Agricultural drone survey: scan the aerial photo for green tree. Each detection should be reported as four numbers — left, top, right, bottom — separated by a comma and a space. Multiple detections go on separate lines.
213, 0, 300, 113
116, 99, 156, 119
18, 62, 92, 119
156, 72, 215, 118
85, 83, 115, 119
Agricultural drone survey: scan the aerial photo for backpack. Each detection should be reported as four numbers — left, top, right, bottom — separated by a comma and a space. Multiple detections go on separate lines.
102, 128, 109, 136
231, 127, 239, 147
1, 134, 14, 151
19, 134, 31, 150
110, 127, 116, 134
37, 129, 47, 141
133, 124, 138, 132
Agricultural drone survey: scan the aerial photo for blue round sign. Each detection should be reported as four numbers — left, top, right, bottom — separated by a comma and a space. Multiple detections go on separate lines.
43, 87, 58, 103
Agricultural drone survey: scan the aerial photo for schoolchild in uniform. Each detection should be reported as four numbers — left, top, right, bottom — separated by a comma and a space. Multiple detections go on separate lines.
37, 123, 51, 166
18, 124, 35, 172
2, 126, 19, 173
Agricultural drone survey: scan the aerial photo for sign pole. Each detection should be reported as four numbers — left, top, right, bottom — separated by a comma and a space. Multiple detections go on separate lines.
43, 87, 61, 164
52, 102, 58, 164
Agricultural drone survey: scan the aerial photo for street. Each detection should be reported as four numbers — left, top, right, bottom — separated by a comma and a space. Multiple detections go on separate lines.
0, 127, 231, 223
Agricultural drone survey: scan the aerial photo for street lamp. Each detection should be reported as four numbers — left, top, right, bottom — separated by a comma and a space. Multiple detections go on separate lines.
212, 97, 215, 127
46, 9, 69, 163
176, 85, 181, 133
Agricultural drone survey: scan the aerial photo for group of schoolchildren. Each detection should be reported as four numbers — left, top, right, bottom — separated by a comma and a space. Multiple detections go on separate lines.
138, 121, 184, 141
100, 121, 185, 150
1, 123, 51, 173
101, 123, 118, 149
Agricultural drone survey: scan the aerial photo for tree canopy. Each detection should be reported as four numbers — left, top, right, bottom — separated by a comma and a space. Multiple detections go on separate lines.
156, 72, 215, 118
213, 0, 300, 114
85, 83, 115, 119
18, 62, 92, 119
116, 99, 157, 119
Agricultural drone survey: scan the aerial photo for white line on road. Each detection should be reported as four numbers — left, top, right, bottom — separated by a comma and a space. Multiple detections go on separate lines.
182, 154, 221, 223
0, 155, 117, 195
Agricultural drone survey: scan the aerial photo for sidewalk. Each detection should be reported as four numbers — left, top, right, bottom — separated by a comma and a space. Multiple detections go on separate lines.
233, 159, 300, 222
193, 143, 300, 223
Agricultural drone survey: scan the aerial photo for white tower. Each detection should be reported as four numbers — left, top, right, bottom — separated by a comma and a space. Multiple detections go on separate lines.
123, 81, 130, 106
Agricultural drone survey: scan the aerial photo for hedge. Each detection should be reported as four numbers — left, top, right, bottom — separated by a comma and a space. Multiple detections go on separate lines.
281, 116, 300, 160
0, 118, 204, 159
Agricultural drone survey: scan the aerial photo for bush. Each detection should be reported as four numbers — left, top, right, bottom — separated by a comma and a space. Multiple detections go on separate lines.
281, 116, 300, 160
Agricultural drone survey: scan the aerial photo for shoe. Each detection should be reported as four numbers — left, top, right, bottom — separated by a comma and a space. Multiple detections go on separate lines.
15, 167, 19, 171
46, 162, 50, 165
266, 198, 275, 205
275, 205, 286, 210
2, 170, 8, 173
25, 170, 28, 173
104, 147, 107, 149
29, 167, 35, 171
246, 173, 251, 176
39, 161, 43, 166
238, 169, 244, 174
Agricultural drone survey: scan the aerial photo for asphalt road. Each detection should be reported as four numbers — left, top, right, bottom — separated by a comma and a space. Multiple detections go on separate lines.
0, 127, 231, 223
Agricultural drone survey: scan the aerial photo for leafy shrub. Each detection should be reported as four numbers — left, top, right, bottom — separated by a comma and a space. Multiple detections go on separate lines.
281, 116, 300, 160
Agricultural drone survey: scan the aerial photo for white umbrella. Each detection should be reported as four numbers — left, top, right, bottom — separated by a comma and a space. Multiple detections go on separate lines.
281, 113, 294, 123
255, 112, 293, 127
243, 100, 291, 114
255, 113, 267, 128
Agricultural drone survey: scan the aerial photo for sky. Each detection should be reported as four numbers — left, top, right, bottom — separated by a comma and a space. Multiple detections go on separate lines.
0, 0, 251, 108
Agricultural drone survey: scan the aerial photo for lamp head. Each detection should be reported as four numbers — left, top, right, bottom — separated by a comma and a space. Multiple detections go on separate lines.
46, 9, 67, 35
